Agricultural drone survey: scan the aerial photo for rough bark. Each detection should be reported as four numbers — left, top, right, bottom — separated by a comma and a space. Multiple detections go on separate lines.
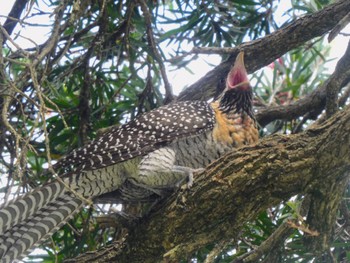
67, 103, 350, 263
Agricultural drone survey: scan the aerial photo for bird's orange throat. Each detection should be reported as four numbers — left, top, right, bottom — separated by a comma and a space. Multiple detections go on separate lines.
211, 101, 258, 147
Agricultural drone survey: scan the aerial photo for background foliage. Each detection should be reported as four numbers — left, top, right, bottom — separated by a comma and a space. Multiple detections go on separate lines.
0, 0, 349, 262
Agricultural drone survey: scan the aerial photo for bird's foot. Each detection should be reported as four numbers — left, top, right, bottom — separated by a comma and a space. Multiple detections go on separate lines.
172, 166, 205, 189
186, 167, 205, 188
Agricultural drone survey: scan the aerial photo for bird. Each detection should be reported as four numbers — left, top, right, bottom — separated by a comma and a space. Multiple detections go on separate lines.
0, 52, 258, 263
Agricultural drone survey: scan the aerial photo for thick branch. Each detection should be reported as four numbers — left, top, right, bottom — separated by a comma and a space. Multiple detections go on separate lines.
177, 0, 350, 102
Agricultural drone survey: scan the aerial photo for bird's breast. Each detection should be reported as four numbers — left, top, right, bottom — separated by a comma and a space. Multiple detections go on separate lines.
210, 101, 258, 147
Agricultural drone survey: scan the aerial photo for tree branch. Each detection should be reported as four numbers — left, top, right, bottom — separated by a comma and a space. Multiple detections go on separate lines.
257, 39, 350, 127
138, 0, 174, 103
328, 10, 350, 43
326, 40, 350, 118
2, 0, 28, 45
177, 0, 350, 103
232, 222, 293, 263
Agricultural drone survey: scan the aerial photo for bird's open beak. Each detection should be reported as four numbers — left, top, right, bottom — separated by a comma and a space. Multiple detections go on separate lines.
226, 51, 250, 90
235, 51, 245, 68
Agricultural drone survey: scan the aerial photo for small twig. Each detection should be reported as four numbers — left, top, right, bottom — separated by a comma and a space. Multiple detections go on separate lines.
0, 23, 29, 55
192, 46, 236, 54
137, 0, 174, 103
310, 83, 350, 126
167, 46, 236, 60
328, 11, 350, 42
292, 112, 311, 133
15, 33, 41, 52
93, 74, 133, 116
0, 27, 3, 65
232, 195, 312, 263
41, 93, 68, 128
0, 15, 52, 28
31, 1, 67, 67
232, 222, 293, 263
286, 220, 319, 236
338, 83, 350, 107
2, 0, 28, 45
28, 62, 93, 207
1, 95, 22, 175
3, 56, 29, 65
66, 221, 83, 237
116, 2, 134, 78
0, 75, 41, 108
49, 236, 59, 263
204, 240, 230, 263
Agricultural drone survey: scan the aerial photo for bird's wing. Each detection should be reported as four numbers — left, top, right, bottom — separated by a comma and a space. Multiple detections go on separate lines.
53, 101, 215, 172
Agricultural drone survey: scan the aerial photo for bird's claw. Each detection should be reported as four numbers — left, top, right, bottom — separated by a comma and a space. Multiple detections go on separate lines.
181, 167, 205, 190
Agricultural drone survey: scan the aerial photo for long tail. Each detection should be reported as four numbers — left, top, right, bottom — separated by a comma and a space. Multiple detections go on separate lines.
0, 162, 129, 262
0, 182, 85, 263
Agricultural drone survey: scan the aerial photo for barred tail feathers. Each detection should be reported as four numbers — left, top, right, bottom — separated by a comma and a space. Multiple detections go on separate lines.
0, 193, 84, 263
0, 160, 132, 262
0, 181, 67, 235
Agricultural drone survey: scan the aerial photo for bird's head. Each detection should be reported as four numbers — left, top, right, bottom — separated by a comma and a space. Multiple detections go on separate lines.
217, 52, 254, 119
